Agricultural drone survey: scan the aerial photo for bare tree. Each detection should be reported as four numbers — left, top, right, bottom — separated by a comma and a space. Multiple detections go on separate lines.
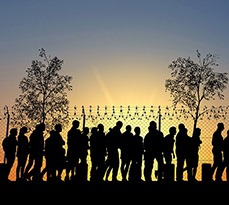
11, 48, 73, 132
165, 50, 228, 134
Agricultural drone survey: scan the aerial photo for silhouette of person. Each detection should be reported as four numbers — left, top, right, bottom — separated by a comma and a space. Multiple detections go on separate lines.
184, 127, 202, 181
104, 121, 123, 182
185, 127, 202, 181
24, 123, 45, 181
120, 124, 133, 181
16, 126, 29, 181
222, 130, 229, 182
78, 126, 90, 181
42, 130, 57, 181
79, 127, 89, 165
2, 128, 18, 181
90, 124, 107, 181
163, 126, 176, 181
103, 127, 113, 181
143, 121, 164, 182
163, 126, 176, 165
54, 123, 66, 181
65, 120, 81, 181
211, 122, 225, 181
89, 126, 98, 181
175, 123, 190, 182
42, 123, 66, 181
129, 126, 143, 182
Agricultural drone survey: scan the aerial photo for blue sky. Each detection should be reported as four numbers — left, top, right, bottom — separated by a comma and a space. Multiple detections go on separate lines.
0, 0, 229, 108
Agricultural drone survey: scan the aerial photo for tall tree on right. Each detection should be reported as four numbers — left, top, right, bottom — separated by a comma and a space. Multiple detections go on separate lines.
165, 50, 228, 134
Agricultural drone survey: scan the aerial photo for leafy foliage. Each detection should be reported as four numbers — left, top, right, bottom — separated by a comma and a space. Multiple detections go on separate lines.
165, 50, 228, 133
11, 48, 73, 132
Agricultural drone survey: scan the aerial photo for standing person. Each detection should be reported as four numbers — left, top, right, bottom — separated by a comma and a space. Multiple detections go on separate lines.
79, 127, 90, 166
186, 127, 202, 181
90, 124, 107, 181
175, 123, 190, 182
163, 126, 176, 181
120, 124, 133, 181
16, 126, 29, 181
65, 120, 81, 181
143, 121, 164, 182
129, 126, 144, 182
42, 130, 57, 181
78, 126, 90, 181
2, 128, 18, 181
42, 123, 66, 181
211, 122, 225, 182
89, 127, 98, 181
222, 130, 229, 182
53, 123, 66, 181
163, 126, 176, 165
24, 123, 46, 182
103, 127, 113, 181
103, 121, 123, 182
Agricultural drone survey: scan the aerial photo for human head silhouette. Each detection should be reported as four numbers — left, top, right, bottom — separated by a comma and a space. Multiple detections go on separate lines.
20, 126, 28, 134
98, 123, 104, 131
169, 126, 176, 135
217, 122, 224, 131
125, 125, 132, 132
55, 123, 62, 133
178, 123, 185, 131
116, 121, 123, 129
10, 128, 17, 136
134, 126, 141, 135
72, 120, 80, 128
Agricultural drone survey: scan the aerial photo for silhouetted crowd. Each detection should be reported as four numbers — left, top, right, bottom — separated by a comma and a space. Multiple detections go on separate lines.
1, 120, 229, 183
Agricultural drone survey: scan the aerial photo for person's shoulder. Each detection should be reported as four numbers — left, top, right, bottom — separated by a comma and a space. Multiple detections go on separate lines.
139, 135, 143, 140
68, 128, 74, 134
2, 137, 9, 144
30, 129, 38, 137
76, 129, 81, 133
158, 130, 164, 136
2, 137, 11, 150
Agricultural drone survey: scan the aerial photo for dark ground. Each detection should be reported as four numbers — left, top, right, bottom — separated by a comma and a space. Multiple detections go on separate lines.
1, 180, 229, 201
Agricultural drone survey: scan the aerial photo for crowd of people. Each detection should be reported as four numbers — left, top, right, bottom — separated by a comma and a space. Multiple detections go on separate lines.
1, 119, 229, 183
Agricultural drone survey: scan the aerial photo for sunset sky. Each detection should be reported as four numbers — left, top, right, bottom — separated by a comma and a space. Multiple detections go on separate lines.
0, 0, 228, 109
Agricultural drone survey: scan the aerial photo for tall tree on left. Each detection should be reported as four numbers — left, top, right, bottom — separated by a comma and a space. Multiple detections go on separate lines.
11, 48, 73, 132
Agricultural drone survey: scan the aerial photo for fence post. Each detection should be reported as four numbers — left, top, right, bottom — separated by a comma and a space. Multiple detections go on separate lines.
158, 106, 161, 132
82, 106, 86, 129
3, 106, 10, 164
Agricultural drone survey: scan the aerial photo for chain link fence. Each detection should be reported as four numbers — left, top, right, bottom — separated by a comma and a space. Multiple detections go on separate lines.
0, 105, 228, 181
